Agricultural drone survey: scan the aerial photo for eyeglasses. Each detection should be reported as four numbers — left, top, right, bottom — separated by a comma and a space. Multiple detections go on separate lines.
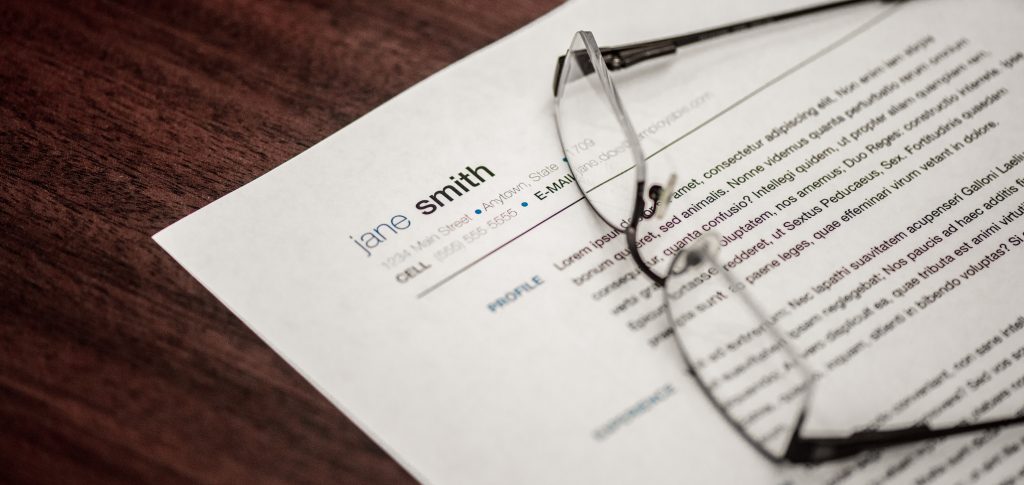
552, 0, 1024, 464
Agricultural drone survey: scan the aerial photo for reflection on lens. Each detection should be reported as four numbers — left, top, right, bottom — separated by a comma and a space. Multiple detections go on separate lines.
663, 235, 813, 459
555, 32, 642, 230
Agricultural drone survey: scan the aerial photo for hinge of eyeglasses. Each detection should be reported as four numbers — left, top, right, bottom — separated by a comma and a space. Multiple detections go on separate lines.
553, 42, 678, 96
601, 42, 678, 71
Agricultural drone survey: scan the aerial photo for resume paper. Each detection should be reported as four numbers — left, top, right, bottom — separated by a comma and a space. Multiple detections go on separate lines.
155, 0, 1024, 482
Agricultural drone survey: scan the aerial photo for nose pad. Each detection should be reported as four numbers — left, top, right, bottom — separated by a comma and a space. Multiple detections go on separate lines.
694, 231, 722, 259
670, 231, 721, 275
648, 185, 663, 203
649, 173, 677, 219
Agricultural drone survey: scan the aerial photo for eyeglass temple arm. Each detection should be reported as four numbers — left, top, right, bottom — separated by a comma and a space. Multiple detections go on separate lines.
604, 0, 897, 70
784, 412, 1024, 464
554, 0, 901, 95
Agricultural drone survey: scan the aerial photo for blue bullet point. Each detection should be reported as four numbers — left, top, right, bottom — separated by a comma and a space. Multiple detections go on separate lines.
521, 202, 528, 207
475, 209, 482, 214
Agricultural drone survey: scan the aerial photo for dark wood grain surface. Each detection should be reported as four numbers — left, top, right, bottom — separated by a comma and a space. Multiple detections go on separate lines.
1, 1, 561, 482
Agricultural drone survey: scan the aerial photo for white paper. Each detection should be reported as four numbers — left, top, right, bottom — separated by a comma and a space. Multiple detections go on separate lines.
155, 0, 1024, 482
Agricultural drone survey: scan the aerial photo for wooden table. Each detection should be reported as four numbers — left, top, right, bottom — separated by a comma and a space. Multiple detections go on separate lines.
1, 1, 560, 482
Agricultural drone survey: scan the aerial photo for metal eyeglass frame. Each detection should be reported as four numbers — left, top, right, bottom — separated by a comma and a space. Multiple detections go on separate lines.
551, 0, 1024, 464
